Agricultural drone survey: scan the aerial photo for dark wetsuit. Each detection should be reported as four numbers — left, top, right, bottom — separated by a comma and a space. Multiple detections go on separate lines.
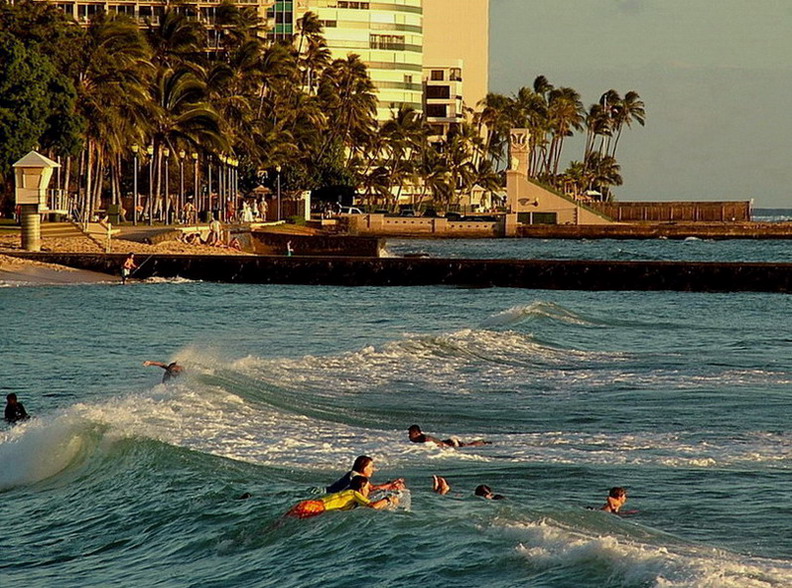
326, 470, 363, 494
5, 402, 29, 424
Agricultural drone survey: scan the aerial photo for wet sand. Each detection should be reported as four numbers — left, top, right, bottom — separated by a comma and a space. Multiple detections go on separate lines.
0, 254, 112, 285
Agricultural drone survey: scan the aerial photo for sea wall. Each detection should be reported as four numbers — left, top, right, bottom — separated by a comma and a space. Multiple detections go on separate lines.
344, 214, 503, 237
250, 231, 384, 257
517, 222, 792, 240
10, 252, 792, 293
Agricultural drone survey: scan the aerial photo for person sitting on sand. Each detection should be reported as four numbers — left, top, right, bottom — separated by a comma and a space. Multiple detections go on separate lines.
143, 360, 184, 384
4, 393, 30, 424
286, 475, 397, 519
408, 424, 491, 448
121, 253, 137, 285
601, 487, 629, 513
326, 455, 405, 494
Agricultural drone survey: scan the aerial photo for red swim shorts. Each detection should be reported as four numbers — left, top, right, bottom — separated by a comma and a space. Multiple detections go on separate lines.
286, 500, 326, 519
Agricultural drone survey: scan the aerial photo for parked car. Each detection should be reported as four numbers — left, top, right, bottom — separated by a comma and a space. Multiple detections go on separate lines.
339, 206, 363, 214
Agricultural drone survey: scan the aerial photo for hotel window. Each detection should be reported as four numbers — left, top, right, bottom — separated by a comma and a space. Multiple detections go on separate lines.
370, 34, 405, 51
404, 75, 413, 84
450, 68, 463, 82
320, 20, 338, 28
426, 85, 450, 100
77, 4, 103, 21
430, 70, 445, 81
426, 104, 448, 118
338, 1, 370, 9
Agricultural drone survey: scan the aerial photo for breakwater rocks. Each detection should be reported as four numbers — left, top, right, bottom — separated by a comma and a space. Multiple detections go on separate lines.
9, 252, 792, 293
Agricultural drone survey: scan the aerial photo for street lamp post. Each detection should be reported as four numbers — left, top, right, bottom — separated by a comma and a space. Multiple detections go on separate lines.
131, 145, 139, 225
163, 147, 170, 224
178, 149, 185, 222
192, 152, 199, 218
146, 145, 154, 225
276, 164, 282, 221
219, 154, 227, 221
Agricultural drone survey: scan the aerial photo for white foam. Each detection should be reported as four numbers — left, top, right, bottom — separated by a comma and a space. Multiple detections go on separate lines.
0, 414, 97, 489
479, 301, 595, 329
506, 518, 792, 587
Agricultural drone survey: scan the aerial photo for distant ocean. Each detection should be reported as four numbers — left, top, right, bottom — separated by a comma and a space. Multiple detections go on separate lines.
2, 238, 791, 587
754, 208, 792, 222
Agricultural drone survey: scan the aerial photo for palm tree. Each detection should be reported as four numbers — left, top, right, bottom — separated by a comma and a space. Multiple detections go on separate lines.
610, 90, 646, 158
585, 152, 622, 200
146, 8, 205, 70
317, 55, 377, 159
73, 13, 152, 220
149, 65, 225, 219
545, 86, 584, 179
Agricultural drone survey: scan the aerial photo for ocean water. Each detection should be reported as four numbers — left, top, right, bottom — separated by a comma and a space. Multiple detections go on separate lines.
2, 240, 792, 587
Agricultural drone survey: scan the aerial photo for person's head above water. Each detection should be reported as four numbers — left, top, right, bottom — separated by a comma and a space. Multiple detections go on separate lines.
352, 455, 374, 476
408, 425, 422, 439
475, 484, 505, 500
6, 393, 17, 403
602, 487, 628, 512
609, 487, 627, 499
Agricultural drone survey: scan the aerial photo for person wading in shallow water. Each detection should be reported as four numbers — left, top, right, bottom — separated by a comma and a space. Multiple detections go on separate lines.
408, 424, 491, 448
143, 361, 184, 384
121, 253, 137, 285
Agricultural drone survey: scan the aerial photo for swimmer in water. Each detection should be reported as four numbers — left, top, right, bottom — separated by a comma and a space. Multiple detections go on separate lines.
286, 475, 398, 519
474, 484, 505, 500
4, 393, 30, 424
408, 424, 490, 448
143, 360, 184, 383
601, 487, 630, 514
431, 477, 505, 500
326, 455, 405, 494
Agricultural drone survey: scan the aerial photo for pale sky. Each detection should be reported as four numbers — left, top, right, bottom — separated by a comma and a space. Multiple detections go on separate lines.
489, 0, 792, 207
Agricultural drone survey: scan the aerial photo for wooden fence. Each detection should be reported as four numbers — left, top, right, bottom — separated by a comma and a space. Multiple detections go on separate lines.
589, 201, 752, 222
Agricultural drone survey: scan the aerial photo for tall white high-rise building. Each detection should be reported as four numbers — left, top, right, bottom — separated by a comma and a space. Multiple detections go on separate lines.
295, 0, 424, 121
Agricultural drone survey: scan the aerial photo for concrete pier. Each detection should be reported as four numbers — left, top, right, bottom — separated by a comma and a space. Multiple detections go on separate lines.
7, 252, 792, 293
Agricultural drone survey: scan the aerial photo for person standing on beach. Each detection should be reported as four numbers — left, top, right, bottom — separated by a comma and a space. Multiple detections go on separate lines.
5, 393, 30, 424
209, 216, 222, 245
121, 253, 137, 285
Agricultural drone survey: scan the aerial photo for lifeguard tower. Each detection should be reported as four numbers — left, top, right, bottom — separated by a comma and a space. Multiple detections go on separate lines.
13, 151, 61, 252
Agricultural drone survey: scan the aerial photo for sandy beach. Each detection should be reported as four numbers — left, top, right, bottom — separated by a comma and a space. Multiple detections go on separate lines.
0, 230, 249, 285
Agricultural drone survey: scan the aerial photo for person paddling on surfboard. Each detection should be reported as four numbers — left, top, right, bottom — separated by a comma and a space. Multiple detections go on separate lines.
326, 455, 405, 494
408, 424, 490, 448
286, 475, 397, 519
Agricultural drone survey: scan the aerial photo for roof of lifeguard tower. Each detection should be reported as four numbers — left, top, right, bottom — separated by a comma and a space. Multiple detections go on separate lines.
12, 151, 60, 169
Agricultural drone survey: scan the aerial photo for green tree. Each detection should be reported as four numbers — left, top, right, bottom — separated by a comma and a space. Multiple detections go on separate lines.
0, 35, 58, 182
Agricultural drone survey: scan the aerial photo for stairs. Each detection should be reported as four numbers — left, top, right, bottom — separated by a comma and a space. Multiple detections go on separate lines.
40, 221, 120, 250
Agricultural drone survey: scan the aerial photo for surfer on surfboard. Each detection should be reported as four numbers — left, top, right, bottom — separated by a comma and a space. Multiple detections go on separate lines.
408, 425, 490, 448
